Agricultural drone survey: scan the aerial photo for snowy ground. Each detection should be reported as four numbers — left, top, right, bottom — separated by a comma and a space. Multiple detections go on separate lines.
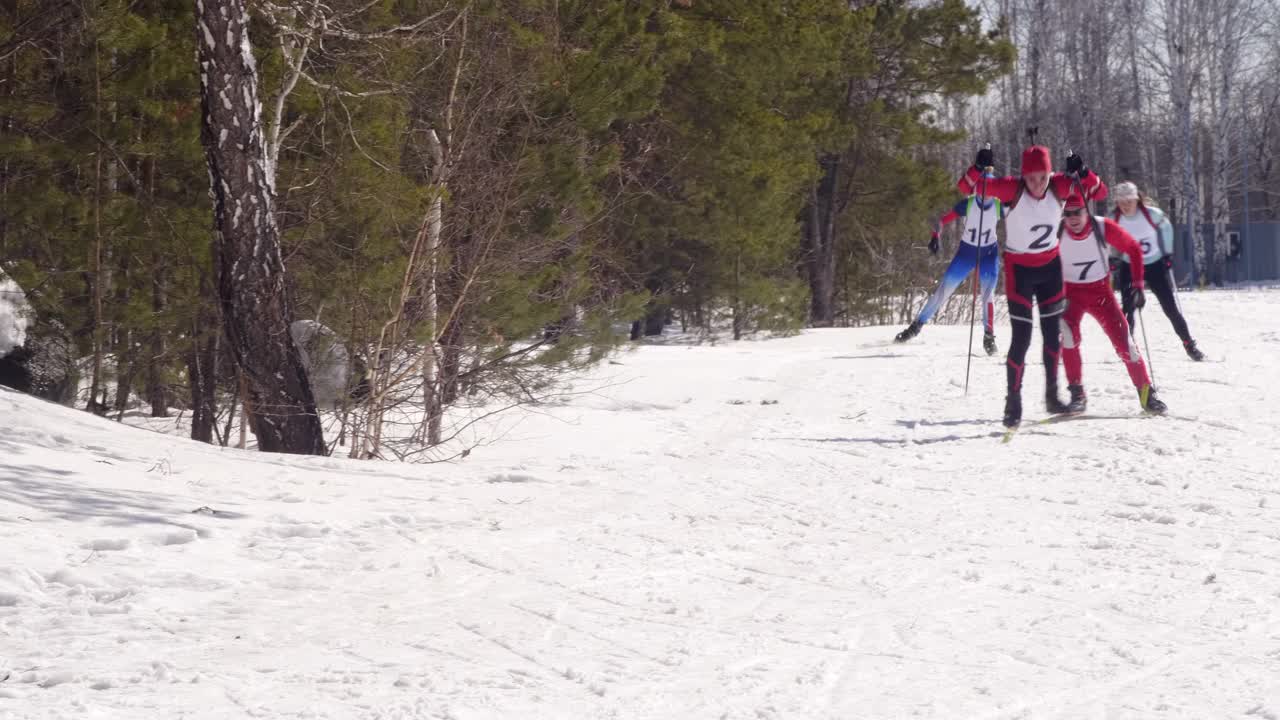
3, 289, 1280, 720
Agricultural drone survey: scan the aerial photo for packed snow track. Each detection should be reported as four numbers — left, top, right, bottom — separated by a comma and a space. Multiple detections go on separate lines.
3, 289, 1279, 719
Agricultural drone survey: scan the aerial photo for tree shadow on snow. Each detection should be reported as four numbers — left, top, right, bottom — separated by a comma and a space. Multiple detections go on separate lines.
0, 462, 230, 530
772, 432, 1003, 447
830, 353, 909, 360
895, 418, 991, 429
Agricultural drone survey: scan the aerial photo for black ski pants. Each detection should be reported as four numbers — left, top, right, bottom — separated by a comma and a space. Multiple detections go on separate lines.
1004, 256, 1065, 395
1114, 260, 1193, 343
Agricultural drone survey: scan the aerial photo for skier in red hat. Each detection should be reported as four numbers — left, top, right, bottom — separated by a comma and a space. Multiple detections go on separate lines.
1057, 192, 1167, 414
957, 145, 1108, 428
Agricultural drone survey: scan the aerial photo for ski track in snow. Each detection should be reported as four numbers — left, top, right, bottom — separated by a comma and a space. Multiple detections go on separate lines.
2, 290, 1279, 719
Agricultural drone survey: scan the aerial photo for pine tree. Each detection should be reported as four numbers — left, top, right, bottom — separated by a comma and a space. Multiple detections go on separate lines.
805, 0, 1014, 326
2, 0, 1022, 457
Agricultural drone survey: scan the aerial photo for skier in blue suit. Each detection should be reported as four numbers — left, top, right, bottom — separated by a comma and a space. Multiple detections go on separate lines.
895, 183, 1005, 355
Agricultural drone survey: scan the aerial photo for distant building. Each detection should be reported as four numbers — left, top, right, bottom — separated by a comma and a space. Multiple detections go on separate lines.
1171, 224, 1280, 286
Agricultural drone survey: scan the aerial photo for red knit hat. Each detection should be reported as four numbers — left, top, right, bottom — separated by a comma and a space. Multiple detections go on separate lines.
1064, 192, 1086, 210
1021, 145, 1051, 175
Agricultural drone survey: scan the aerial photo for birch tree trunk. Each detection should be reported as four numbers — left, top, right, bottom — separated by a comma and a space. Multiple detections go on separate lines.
1123, 0, 1151, 183
1207, 0, 1252, 285
1162, 0, 1204, 280
195, 0, 326, 455
1209, 83, 1234, 286
421, 129, 444, 447
419, 7, 465, 447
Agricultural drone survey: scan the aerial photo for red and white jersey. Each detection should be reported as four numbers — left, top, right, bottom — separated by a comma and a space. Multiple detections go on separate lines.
1004, 189, 1063, 255
1058, 216, 1111, 284
956, 167, 1107, 266
1059, 216, 1146, 286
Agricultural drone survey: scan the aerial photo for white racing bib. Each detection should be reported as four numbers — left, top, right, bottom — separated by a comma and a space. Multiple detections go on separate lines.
1058, 216, 1111, 284
1004, 188, 1063, 255
1116, 211, 1163, 264
960, 197, 1002, 247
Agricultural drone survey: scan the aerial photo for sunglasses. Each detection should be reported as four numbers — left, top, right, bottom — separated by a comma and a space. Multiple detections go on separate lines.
1063, 207, 1087, 216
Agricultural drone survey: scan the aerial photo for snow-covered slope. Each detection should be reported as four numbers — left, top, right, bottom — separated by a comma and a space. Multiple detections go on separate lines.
3, 289, 1279, 720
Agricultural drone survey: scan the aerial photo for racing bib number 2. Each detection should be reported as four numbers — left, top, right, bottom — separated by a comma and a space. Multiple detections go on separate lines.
1028, 224, 1054, 250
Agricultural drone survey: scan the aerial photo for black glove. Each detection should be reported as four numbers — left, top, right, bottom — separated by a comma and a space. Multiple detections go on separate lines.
1131, 286, 1147, 310
1065, 152, 1086, 177
928, 233, 940, 255
1162, 255, 1173, 270
1108, 258, 1120, 274
975, 147, 994, 169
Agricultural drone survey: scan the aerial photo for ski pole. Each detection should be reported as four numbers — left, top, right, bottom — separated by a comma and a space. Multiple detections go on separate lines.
964, 143, 992, 396
1067, 150, 1104, 264
1138, 304, 1155, 384
964, 270, 979, 392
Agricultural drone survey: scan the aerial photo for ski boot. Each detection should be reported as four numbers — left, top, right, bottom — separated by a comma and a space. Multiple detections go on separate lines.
983, 332, 997, 356
1139, 385, 1167, 415
1045, 383, 1071, 415
895, 320, 922, 343
1066, 384, 1087, 414
1003, 392, 1022, 428
1183, 340, 1205, 362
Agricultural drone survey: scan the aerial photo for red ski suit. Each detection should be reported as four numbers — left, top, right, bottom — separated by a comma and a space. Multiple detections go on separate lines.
956, 167, 1108, 269
957, 165, 1108, 394
1059, 217, 1150, 389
